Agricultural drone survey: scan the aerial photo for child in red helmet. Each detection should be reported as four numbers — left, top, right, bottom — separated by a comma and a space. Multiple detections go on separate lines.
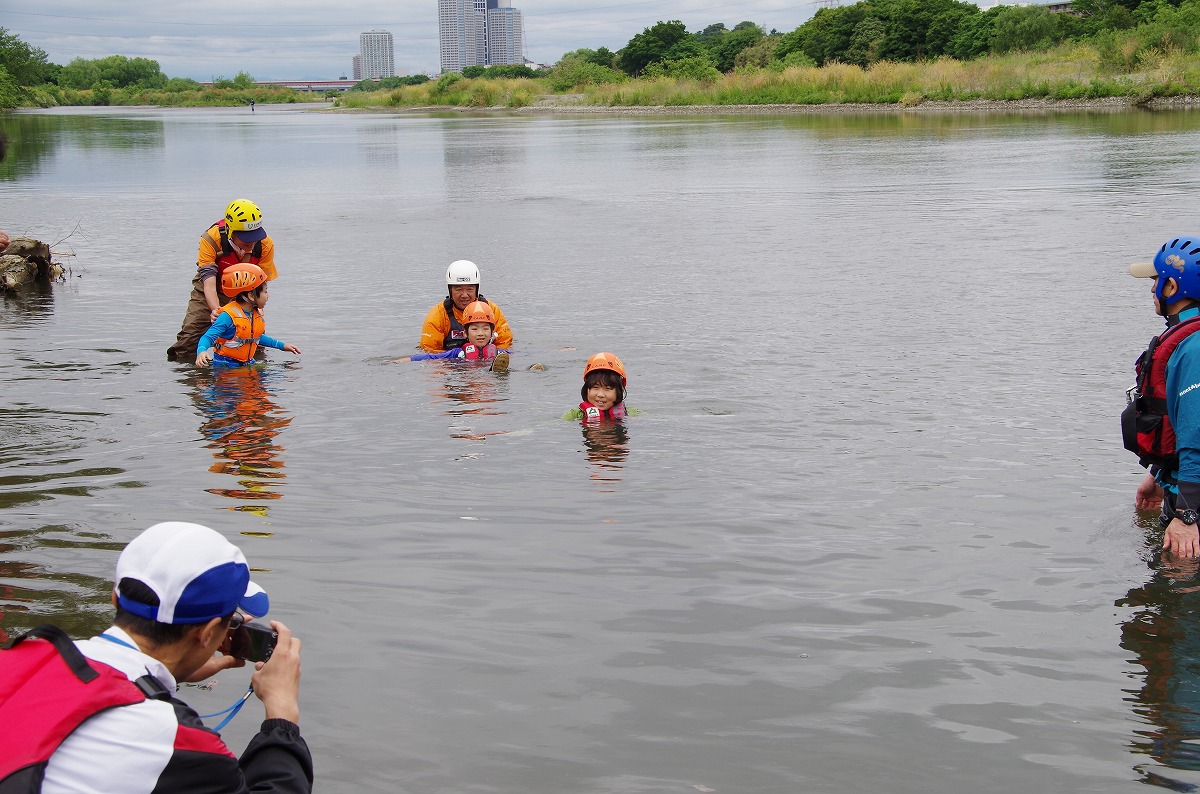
392, 301, 513, 371
195, 264, 301, 367
563, 353, 638, 421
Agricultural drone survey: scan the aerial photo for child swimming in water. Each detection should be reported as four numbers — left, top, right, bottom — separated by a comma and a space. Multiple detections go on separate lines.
563, 352, 636, 421
392, 301, 515, 371
195, 264, 300, 367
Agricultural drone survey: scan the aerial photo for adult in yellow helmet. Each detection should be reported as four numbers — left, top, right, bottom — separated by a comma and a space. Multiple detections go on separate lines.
167, 200, 278, 361
418, 260, 513, 353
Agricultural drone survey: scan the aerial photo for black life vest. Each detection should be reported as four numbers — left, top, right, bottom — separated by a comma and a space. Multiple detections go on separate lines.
1122, 315, 1200, 471
441, 293, 487, 350
0, 625, 170, 793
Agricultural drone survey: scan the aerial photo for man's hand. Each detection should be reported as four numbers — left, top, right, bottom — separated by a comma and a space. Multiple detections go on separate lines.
196, 348, 214, 366
181, 652, 245, 683
209, 307, 221, 323
252, 620, 301, 724
1163, 517, 1200, 558
1136, 473, 1164, 511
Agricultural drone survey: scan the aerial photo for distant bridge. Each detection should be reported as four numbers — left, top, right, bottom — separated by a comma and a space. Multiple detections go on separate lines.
198, 80, 360, 92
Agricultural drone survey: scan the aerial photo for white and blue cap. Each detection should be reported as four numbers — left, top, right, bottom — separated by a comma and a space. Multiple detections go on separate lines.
115, 522, 270, 624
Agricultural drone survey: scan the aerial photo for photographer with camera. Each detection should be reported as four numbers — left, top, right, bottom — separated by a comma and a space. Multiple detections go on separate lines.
0, 522, 312, 793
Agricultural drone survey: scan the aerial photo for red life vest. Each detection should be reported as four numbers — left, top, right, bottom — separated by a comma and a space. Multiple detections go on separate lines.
1122, 316, 1200, 471
0, 625, 169, 793
579, 401, 627, 422
440, 294, 490, 350
214, 303, 265, 363
461, 343, 497, 361
203, 220, 262, 286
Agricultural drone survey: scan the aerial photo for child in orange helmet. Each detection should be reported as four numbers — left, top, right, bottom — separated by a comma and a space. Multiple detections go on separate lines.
392, 300, 512, 371
563, 353, 637, 421
195, 264, 301, 367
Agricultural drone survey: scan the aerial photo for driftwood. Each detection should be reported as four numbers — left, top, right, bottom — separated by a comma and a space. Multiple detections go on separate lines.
0, 237, 62, 291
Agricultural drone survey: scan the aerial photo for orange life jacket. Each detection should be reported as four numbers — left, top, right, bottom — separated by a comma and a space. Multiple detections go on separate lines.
214, 303, 265, 363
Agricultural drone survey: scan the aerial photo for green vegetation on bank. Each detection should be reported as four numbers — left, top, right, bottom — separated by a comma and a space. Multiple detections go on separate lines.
0, 30, 326, 108
5, 0, 1200, 110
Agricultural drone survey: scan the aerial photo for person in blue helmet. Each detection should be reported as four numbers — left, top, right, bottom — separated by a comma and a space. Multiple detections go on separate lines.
1125, 235, 1200, 557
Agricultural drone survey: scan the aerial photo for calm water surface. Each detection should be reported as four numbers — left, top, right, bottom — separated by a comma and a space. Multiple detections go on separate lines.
5, 104, 1200, 792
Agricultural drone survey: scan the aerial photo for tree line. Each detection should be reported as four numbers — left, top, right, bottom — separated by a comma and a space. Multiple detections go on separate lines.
551, 0, 1200, 86
4, 0, 1200, 107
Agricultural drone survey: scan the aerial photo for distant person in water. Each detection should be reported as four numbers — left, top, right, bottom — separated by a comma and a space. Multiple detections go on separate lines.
196, 264, 300, 367
563, 353, 637, 422
418, 260, 513, 353
394, 301, 512, 371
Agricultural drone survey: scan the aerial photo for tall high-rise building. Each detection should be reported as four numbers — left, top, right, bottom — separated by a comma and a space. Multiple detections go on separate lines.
438, 0, 524, 73
359, 30, 394, 79
352, 55, 362, 80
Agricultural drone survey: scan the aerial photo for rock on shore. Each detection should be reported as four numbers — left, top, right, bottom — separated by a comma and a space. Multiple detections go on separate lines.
1, 237, 61, 292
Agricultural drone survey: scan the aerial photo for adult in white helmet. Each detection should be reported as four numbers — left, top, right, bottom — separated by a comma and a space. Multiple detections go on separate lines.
418, 260, 513, 353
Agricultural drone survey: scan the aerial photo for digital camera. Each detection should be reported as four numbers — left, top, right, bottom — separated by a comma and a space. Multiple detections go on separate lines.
229, 621, 277, 663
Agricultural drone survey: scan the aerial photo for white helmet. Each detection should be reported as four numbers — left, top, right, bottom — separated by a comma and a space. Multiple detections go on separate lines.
446, 260, 480, 286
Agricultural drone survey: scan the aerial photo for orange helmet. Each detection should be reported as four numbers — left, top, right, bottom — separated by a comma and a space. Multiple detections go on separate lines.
221, 263, 268, 297
584, 352, 626, 388
461, 300, 496, 327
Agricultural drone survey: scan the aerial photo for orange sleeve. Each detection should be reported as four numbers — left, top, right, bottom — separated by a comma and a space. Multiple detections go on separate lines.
490, 302, 512, 349
419, 303, 449, 352
258, 236, 277, 280
197, 229, 220, 269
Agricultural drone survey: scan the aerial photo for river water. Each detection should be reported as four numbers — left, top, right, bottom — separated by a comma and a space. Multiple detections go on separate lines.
4, 103, 1200, 792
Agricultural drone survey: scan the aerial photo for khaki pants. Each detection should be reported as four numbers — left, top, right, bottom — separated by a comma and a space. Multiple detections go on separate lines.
167, 276, 235, 361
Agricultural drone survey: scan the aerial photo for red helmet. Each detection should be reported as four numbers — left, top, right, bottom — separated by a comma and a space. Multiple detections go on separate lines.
220, 264, 268, 297
461, 300, 496, 327
584, 352, 626, 388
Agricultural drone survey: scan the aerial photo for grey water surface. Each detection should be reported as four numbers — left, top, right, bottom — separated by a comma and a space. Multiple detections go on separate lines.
4, 104, 1200, 792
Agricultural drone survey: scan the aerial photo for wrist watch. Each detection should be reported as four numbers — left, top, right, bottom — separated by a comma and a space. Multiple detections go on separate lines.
1178, 509, 1199, 526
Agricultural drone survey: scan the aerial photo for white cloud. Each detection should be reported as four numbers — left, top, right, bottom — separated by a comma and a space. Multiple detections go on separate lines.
6, 0, 818, 79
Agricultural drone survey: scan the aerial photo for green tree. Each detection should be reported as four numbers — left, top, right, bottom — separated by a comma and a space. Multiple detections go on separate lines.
618, 20, 692, 75
710, 22, 764, 71
462, 65, 486, 77
0, 65, 22, 108
989, 5, 1058, 53
59, 58, 102, 89
733, 36, 780, 70
548, 56, 626, 90
846, 17, 887, 64
0, 27, 51, 86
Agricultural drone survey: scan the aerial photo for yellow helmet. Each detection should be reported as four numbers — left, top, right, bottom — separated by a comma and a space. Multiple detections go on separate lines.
224, 199, 266, 241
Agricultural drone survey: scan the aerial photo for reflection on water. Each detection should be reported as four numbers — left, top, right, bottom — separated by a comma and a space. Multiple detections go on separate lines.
0, 112, 165, 183
186, 366, 292, 518
1121, 516, 1200, 790
0, 524, 118, 645
578, 420, 629, 489
0, 281, 55, 328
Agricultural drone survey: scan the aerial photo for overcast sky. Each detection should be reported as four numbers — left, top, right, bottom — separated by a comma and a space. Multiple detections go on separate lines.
1, 0, 839, 81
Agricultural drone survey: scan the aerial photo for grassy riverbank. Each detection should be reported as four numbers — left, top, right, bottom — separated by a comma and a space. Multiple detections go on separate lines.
334, 44, 1200, 110
25, 84, 328, 108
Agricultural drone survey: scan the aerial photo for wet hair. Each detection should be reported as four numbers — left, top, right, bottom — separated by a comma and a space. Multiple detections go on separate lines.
113, 577, 230, 647
581, 369, 624, 405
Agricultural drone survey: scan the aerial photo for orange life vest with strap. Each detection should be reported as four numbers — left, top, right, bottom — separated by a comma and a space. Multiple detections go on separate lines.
214, 303, 265, 363
202, 220, 262, 285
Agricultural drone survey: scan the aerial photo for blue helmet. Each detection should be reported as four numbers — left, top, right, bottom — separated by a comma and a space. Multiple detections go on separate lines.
1147, 236, 1200, 306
